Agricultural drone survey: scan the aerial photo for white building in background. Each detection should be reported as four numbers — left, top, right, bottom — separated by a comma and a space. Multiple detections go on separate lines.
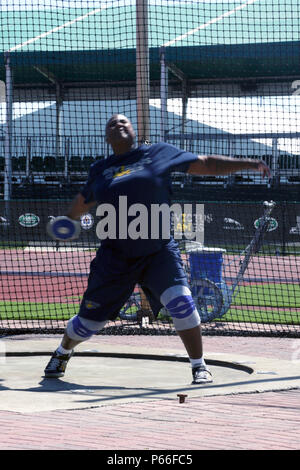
1, 97, 300, 159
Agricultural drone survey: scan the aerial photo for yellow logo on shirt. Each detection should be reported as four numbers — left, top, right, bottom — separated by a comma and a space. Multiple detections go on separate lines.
85, 300, 100, 309
103, 156, 152, 181
113, 166, 132, 178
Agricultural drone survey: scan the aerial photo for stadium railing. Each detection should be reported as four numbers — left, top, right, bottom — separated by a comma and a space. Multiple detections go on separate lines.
1, 134, 300, 187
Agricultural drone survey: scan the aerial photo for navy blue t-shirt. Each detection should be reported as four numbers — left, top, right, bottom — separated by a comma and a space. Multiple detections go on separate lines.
80, 142, 198, 257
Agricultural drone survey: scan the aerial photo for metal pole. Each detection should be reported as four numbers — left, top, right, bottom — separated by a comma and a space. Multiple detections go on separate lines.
181, 80, 188, 148
281, 202, 287, 256
56, 82, 63, 159
160, 47, 168, 141
181, 89, 187, 136
64, 137, 69, 180
272, 137, 279, 186
4, 52, 13, 202
26, 137, 31, 179
136, 0, 150, 144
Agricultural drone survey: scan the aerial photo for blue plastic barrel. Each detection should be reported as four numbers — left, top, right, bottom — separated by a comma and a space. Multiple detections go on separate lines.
188, 247, 226, 283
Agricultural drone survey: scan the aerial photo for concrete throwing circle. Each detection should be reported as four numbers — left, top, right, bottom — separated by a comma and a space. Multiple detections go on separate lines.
0, 352, 255, 412
1, 347, 299, 413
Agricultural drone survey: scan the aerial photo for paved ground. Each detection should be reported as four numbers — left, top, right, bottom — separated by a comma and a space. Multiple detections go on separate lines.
0, 334, 299, 452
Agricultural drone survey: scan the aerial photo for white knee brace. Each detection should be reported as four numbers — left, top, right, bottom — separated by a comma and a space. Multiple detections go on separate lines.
66, 315, 107, 342
160, 285, 201, 331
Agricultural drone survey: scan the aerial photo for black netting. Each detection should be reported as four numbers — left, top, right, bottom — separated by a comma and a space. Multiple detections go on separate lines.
0, 1, 299, 337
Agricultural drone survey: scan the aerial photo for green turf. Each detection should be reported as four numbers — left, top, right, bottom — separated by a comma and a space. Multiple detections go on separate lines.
0, 242, 28, 250
212, 244, 300, 256
0, 283, 299, 325
221, 308, 300, 324
218, 283, 300, 324
232, 283, 300, 308
0, 301, 78, 320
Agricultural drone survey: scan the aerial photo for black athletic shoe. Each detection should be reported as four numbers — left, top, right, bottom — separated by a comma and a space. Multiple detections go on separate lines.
44, 350, 74, 378
191, 364, 213, 385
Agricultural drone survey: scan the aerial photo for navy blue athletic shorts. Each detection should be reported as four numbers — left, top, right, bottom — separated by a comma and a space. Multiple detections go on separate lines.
78, 239, 188, 321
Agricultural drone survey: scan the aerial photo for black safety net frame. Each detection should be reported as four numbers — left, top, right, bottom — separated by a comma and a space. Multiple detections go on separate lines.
0, 0, 299, 337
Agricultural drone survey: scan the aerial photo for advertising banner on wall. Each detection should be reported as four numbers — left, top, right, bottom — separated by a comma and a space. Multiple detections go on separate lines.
0, 200, 299, 249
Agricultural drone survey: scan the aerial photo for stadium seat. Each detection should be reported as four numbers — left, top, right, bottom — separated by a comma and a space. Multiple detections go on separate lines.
0, 157, 22, 172
262, 154, 273, 166
18, 156, 27, 171
56, 157, 66, 172
44, 156, 56, 171
278, 155, 284, 170
69, 156, 83, 171
82, 157, 95, 171
30, 156, 44, 172
12, 157, 19, 171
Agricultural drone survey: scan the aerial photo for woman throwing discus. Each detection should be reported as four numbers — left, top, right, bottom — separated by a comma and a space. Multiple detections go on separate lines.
45, 114, 271, 384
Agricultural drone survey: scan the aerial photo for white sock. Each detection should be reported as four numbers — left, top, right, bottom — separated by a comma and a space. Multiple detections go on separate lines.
189, 357, 205, 368
57, 345, 73, 355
